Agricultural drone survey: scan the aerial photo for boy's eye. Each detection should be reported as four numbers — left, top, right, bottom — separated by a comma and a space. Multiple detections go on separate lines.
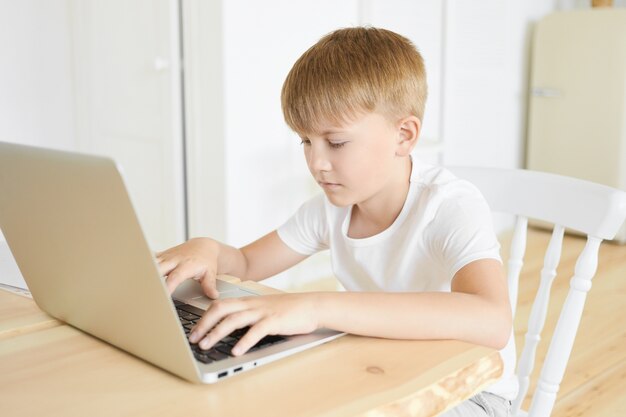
299, 138, 346, 148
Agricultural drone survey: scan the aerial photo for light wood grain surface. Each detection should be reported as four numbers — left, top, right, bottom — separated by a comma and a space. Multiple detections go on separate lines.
0, 290, 60, 340
0, 280, 502, 417
0, 323, 501, 417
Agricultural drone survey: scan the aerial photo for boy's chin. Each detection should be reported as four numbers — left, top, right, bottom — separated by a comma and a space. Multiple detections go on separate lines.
323, 192, 354, 208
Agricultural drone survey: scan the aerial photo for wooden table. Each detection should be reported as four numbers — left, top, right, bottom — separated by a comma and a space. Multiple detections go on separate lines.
0, 284, 503, 417
0, 287, 60, 340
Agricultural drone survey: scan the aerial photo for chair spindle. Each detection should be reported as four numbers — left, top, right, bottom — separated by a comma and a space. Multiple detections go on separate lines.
527, 236, 602, 417
512, 225, 564, 415
507, 216, 528, 318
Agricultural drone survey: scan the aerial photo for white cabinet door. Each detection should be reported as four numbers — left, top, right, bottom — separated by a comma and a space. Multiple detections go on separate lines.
70, 0, 186, 251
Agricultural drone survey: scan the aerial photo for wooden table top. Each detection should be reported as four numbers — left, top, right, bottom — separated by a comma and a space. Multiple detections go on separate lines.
0, 288, 60, 340
0, 284, 503, 417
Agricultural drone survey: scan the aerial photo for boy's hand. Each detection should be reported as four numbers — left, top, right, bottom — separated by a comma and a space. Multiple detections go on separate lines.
156, 238, 221, 299
188, 293, 320, 356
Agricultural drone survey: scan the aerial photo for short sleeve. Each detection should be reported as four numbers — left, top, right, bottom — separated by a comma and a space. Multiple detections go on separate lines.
425, 183, 502, 281
277, 194, 330, 255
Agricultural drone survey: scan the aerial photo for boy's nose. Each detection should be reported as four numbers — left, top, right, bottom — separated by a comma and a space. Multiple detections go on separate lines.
308, 146, 332, 172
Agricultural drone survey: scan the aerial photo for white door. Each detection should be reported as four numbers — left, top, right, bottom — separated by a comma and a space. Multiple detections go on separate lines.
70, 0, 186, 251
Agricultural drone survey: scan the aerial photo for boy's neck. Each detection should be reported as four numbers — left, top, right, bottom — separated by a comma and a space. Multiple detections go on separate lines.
348, 156, 413, 239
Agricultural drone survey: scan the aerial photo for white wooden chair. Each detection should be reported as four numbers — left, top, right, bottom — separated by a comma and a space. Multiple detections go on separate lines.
446, 166, 626, 417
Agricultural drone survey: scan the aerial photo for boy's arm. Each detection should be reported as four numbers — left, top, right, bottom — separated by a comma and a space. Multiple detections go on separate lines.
189, 258, 513, 353
158, 231, 308, 297
238, 231, 310, 281
315, 258, 512, 349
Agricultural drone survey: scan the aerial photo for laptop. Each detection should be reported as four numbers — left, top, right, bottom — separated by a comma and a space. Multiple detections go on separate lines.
0, 141, 344, 383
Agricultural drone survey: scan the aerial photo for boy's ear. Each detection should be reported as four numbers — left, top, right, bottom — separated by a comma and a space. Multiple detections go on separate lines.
395, 116, 421, 157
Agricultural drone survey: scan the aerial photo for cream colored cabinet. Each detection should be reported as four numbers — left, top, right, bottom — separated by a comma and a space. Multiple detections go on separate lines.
526, 9, 626, 243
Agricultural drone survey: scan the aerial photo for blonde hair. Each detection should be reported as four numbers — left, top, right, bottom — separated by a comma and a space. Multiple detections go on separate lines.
281, 26, 427, 135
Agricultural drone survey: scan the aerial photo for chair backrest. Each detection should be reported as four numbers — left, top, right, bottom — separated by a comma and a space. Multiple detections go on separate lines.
446, 166, 626, 417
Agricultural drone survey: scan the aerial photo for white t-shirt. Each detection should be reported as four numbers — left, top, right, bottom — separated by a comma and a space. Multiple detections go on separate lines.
277, 158, 518, 400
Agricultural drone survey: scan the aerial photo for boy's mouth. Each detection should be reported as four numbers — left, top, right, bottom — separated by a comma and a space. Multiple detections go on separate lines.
319, 181, 342, 190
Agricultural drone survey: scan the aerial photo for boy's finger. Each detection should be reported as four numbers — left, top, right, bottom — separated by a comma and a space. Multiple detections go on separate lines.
189, 301, 240, 344
157, 258, 177, 277
164, 263, 199, 294
200, 271, 220, 299
232, 319, 272, 356
196, 309, 257, 349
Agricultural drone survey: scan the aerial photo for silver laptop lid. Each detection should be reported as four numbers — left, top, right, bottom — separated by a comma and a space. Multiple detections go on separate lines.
0, 142, 200, 382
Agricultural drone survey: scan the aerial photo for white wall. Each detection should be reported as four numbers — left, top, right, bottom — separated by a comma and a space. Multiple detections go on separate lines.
0, 0, 76, 151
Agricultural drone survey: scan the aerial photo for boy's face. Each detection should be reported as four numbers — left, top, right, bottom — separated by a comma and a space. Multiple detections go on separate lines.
299, 112, 411, 208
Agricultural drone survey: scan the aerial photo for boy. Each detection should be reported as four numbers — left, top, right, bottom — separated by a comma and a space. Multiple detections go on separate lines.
157, 27, 516, 415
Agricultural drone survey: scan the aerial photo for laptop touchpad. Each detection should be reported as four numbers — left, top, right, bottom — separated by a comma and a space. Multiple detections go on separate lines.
172, 279, 257, 310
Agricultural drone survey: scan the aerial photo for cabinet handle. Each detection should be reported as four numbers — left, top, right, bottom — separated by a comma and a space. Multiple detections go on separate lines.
154, 57, 170, 72
532, 87, 562, 98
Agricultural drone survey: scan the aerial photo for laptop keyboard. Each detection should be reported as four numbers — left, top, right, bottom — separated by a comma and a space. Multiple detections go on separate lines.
173, 301, 287, 364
